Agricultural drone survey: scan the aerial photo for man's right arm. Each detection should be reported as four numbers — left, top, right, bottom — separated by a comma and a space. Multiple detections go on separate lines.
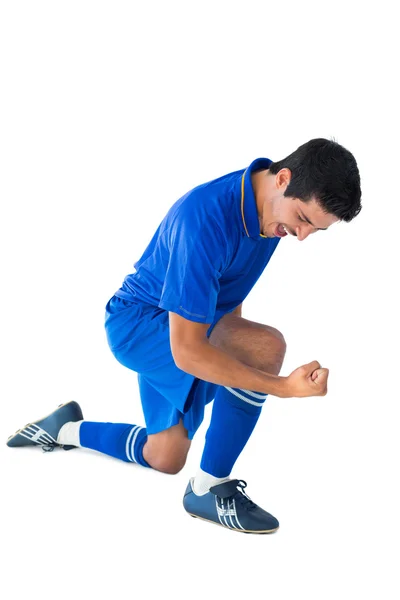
169, 312, 328, 398
169, 312, 289, 397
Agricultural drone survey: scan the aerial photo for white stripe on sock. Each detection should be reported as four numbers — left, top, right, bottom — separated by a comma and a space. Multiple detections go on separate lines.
129, 426, 143, 463
240, 389, 267, 400
125, 425, 140, 462
225, 387, 266, 407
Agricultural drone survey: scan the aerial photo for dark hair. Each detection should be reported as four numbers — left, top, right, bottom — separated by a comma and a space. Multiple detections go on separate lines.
269, 138, 361, 222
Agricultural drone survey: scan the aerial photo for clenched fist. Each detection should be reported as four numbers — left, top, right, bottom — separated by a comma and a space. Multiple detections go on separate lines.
285, 360, 329, 397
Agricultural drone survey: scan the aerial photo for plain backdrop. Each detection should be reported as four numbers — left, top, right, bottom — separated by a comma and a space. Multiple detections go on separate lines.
1, 1, 399, 599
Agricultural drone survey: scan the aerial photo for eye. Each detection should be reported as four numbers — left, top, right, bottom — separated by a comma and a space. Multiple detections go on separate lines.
298, 214, 306, 222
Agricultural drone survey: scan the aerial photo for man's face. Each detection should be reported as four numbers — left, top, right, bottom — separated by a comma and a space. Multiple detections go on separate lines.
262, 195, 340, 241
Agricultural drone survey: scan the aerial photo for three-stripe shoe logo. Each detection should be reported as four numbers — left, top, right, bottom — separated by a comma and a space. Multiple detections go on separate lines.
216, 497, 245, 531
19, 424, 57, 447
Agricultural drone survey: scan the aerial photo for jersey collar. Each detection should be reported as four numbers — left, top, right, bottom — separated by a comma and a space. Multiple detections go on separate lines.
240, 158, 272, 239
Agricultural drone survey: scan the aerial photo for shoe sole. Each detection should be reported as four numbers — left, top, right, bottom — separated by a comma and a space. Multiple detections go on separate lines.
7, 400, 79, 449
188, 513, 279, 534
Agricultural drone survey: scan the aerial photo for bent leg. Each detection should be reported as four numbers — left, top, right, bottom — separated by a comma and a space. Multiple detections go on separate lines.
74, 421, 151, 466
196, 313, 286, 486
59, 419, 191, 474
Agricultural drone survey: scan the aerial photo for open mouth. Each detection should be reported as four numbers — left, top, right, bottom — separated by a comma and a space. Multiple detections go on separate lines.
275, 223, 296, 237
275, 224, 289, 237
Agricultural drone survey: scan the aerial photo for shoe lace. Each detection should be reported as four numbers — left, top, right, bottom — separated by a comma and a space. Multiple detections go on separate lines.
41, 443, 57, 453
234, 480, 257, 511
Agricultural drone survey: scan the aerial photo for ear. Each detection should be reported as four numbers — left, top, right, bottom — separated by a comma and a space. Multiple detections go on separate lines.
276, 168, 291, 190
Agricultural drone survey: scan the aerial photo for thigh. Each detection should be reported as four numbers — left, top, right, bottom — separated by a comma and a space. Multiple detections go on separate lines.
107, 297, 217, 437
105, 297, 171, 372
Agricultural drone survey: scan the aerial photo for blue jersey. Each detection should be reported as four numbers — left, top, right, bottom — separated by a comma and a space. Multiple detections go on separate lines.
115, 158, 280, 324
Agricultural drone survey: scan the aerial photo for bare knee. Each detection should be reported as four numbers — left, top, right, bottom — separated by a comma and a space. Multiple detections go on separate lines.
245, 322, 286, 364
256, 325, 286, 374
142, 421, 191, 475
267, 326, 287, 359
148, 454, 187, 475
210, 314, 287, 375
266, 325, 286, 375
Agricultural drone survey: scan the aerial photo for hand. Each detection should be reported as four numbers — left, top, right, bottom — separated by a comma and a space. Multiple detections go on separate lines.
285, 360, 329, 398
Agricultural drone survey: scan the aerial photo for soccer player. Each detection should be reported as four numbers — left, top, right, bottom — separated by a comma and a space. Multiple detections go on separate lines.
7, 138, 362, 534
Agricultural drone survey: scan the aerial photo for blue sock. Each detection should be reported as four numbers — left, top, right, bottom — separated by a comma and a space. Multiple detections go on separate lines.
80, 422, 151, 467
200, 386, 267, 477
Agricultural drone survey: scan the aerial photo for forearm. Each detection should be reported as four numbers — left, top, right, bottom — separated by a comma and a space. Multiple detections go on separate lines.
175, 340, 289, 398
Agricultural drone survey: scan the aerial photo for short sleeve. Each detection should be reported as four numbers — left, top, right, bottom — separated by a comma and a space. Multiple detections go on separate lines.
158, 210, 227, 323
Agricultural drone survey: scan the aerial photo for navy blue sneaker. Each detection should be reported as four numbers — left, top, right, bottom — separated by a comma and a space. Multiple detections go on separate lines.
6, 401, 83, 452
183, 478, 279, 534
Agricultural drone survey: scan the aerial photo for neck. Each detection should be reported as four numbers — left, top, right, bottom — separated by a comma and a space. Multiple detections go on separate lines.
251, 168, 269, 228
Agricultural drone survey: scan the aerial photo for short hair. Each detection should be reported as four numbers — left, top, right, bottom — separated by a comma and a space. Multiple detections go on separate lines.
269, 138, 362, 222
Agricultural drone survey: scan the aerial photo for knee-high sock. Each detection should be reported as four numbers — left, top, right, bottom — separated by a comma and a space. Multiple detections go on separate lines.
200, 386, 267, 478
62, 421, 151, 467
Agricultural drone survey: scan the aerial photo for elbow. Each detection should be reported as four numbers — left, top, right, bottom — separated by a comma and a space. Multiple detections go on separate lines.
172, 349, 193, 373
172, 350, 186, 371
171, 344, 188, 371
172, 343, 203, 373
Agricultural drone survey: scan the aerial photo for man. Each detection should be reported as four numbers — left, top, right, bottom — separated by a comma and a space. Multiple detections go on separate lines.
7, 138, 361, 534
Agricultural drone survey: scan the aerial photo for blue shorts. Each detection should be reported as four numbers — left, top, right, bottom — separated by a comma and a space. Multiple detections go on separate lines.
104, 296, 224, 440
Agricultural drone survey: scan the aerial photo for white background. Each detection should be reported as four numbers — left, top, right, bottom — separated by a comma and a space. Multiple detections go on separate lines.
1, 1, 399, 599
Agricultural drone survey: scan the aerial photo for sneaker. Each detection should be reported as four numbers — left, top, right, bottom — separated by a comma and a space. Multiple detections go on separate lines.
183, 478, 279, 534
6, 401, 83, 452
